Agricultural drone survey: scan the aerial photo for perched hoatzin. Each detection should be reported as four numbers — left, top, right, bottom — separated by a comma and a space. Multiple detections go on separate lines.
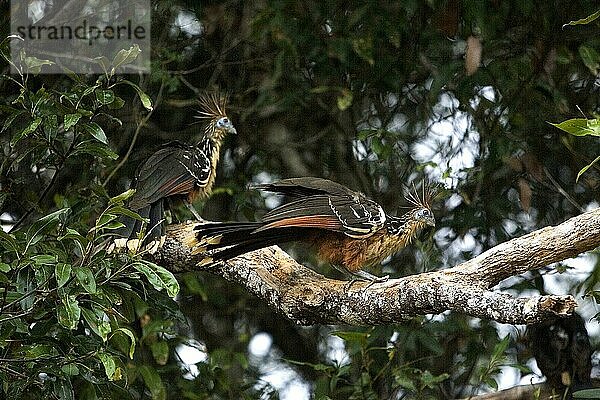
527, 313, 592, 398
191, 177, 436, 282
113, 93, 236, 252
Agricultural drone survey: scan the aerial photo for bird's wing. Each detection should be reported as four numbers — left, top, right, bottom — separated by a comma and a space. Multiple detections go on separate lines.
129, 145, 210, 209
258, 193, 386, 237
252, 177, 358, 198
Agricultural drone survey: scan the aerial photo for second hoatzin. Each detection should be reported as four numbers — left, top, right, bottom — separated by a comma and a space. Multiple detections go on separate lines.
113, 92, 236, 252
191, 177, 436, 281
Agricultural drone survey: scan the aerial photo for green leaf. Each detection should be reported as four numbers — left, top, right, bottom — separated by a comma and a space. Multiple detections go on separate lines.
132, 261, 180, 298
2, 109, 25, 132
563, 9, 600, 27
491, 335, 510, 360
93, 56, 111, 74
81, 307, 111, 341
108, 206, 145, 221
57, 295, 81, 330
24, 343, 56, 358
75, 267, 97, 294
331, 330, 369, 346
118, 80, 153, 111
394, 369, 417, 391
0, 263, 10, 272
81, 122, 108, 144
95, 89, 115, 105
11, 117, 42, 146
111, 44, 141, 74
64, 113, 82, 131
573, 389, 600, 399
77, 109, 93, 117
352, 37, 374, 65
23, 56, 54, 74
61, 363, 80, 376
336, 89, 353, 111
81, 84, 100, 99
150, 341, 169, 365
107, 95, 126, 110
31, 254, 57, 265
109, 189, 136, 205
97, 352, 117, 380
74, 141, 119, 160
92, 213, 118, 232
34, 264, 52, 287
138, 365, 166, 400
55, 263, 71, 288
577, 155, 600, 182
579, 45, 600, 75
485, 376, 498, 391
420, 370, 449, 387
25, 208, 71, 251
549, 118, 600, 137
45, 114, 58, 136
0, 231, 19, 253
115, 328, 136, 359
58, 228, 88, 253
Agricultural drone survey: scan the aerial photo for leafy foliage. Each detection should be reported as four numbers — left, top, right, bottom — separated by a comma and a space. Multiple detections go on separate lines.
0, 41, 187, 399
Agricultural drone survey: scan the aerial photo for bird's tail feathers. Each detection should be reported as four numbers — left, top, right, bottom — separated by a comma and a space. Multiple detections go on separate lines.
109, 200, 166, 254
192, 222, 307, 264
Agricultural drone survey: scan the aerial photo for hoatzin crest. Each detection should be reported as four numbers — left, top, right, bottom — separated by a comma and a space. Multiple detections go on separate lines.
112, 92, 236, 253
191, 177, 436, 282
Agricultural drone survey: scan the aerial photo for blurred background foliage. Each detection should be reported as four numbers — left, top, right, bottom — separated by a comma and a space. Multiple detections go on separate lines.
0, 0, 599, 399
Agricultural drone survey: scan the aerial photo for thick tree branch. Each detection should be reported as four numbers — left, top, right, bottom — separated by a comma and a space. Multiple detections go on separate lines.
155, 208, 600, 326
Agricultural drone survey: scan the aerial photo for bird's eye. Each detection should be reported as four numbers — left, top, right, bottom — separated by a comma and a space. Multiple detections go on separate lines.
217, 117, 229, 127
418, 209, 430, 218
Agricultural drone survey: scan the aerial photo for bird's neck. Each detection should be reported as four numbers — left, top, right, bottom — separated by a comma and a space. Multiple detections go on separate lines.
197, 131, 225, 195
384, 214, 410, 236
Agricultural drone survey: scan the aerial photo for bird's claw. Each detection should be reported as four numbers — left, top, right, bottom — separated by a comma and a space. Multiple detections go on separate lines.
343, 273, 389, 292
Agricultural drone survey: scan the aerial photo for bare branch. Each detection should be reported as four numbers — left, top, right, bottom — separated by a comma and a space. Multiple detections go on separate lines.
154, 208, 600, 326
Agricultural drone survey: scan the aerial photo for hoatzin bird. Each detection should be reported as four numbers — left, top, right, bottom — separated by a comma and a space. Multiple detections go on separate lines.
191, 177, 436, 282
113, 92, 236, 252
527, 313, 593, 398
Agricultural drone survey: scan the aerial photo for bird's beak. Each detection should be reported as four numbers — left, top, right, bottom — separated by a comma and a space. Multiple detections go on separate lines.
427, 218, 436, 227
230, 126, 237, 135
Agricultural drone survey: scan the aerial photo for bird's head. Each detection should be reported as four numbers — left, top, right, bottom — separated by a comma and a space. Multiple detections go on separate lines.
196, 92, 237, 140
404, 182, 437, 229
411, 207, 435, 227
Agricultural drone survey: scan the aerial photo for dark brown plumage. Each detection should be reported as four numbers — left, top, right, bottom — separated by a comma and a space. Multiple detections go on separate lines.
113, 93, 236, 252
191, 177, 436, 281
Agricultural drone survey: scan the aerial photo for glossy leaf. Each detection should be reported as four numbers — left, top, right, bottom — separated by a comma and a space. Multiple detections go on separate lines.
63, 113, 81, 131
97, 352, 117, 380
81, 122, 108, 144
57, 295, 81, 330
55, 263, 71, 288
10, 117, 41, 146
75, 267, 97, 294
563, 9, 600, 27
132, 261, 180, 298
138, 365, 166, 400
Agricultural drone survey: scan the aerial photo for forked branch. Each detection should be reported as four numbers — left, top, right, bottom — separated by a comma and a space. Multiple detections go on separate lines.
155, 208, 600, 325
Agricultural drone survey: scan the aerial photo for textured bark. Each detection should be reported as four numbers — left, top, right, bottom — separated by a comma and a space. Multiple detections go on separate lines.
154, 208, 600, 326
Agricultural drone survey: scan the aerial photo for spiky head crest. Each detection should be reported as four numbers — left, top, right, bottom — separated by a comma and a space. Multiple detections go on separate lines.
195, 92, 236, 139
404, 181, 438, 210
403, 181, 439, 228
196, 92, 229, 120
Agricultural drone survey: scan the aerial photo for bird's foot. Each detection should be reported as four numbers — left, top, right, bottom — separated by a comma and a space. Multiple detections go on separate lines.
184, 200, 204, 222
344, 271, 389, 292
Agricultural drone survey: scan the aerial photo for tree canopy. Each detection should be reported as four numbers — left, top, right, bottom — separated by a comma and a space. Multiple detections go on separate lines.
0, 1, 599, 399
